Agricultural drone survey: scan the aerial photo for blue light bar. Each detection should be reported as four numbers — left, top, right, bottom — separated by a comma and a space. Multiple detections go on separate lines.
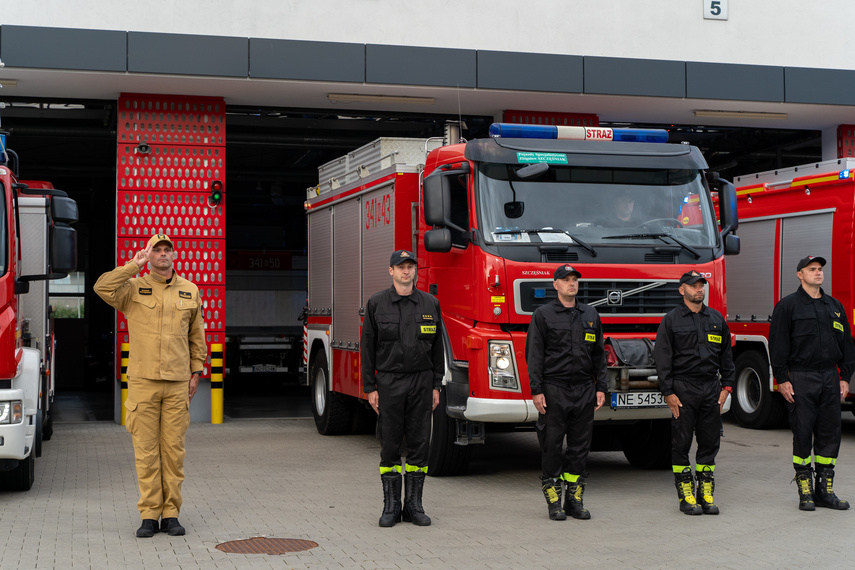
488, 123, 669, 143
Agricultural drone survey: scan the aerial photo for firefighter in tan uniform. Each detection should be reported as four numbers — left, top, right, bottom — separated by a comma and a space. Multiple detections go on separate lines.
94, 233, 206, 538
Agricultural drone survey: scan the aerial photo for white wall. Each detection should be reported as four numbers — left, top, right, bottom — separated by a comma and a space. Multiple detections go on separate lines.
5, 1, 855, 70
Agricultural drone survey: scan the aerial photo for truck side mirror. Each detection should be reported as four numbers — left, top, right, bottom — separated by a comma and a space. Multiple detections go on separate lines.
424, 228, 452, 253
423, 163, 469, 233
717, 178, 738, 234
724, 233, 740, 255
49, 196, 78, 276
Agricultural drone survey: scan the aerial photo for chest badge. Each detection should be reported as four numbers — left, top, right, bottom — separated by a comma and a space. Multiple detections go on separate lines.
179, 291, 192, 299
138, 287, 152, 296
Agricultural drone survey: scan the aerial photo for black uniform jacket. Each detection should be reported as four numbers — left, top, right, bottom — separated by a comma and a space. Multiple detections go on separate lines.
525, 299, 608, 395
769, 286, 855, 383
654, 302, 735, 397
361, 286, 444, 393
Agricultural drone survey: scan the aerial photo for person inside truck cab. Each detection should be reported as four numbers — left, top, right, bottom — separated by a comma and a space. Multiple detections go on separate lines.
598, 189, 637, 227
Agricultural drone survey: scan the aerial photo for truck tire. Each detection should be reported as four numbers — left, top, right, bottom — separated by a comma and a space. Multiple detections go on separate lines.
427, 390, 472, 476
620, 419, 671, 470
43, 412, 54, 441
310, 351, 352, 435
0, 452, 35, 491
732, 351, 788, 429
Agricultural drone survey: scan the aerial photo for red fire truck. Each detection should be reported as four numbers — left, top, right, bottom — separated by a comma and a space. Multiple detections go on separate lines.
726, 158, 855, 428
1, 133, 78, 490
304, 123, 740, 475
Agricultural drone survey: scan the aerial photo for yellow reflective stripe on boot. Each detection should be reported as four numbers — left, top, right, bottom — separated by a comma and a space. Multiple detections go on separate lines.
544, 486, 560, 504
405, 464, 428, 474
672, 465, 691, 474
562, 473, 580, 483
680, 481, 699, 504
792, 455, 811, 467
696, 464, 715, 472
380, 465, 403, 475
814, 455, 836, 466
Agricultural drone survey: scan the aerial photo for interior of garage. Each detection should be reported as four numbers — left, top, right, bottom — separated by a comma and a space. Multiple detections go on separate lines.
0, 97, 823, 421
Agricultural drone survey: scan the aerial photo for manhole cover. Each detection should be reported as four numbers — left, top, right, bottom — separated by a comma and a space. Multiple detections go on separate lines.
216, 537, 319, 555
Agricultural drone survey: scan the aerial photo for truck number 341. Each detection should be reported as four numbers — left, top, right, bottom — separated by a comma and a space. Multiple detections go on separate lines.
365, 194, 392, 229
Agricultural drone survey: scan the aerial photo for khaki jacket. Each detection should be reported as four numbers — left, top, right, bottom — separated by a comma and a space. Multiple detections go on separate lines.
94, 262, 206, 381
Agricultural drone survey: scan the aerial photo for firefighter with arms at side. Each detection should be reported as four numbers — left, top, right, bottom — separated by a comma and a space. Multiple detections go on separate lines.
654, 271, 734, 515
769, 255, 853, 511
94, 234, 206, 538
361, 250, 444, 527
525, 264, 607, 521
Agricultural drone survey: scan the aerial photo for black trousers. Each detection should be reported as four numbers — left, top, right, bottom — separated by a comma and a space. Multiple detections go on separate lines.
670, 379, 721, 467
536, 381, 596, 478
376, 370, 433, 469
786, 369, 842, 462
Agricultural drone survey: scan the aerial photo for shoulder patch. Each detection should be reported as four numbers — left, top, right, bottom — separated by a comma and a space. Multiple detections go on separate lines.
138, 287, 152, 296
179, 291, 192, 299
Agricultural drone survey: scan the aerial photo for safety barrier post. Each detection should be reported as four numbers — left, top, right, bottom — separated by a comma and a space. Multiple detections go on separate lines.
210, 343, 224, 424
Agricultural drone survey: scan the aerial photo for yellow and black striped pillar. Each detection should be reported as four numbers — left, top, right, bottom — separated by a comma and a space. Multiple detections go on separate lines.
210, 343, 224, 424
119, 343, 129, 426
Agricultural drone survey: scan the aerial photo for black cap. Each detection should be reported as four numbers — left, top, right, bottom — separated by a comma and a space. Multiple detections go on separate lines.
679, 270, 707, 286
796, 255, 826, 271
554, 264, 582, 280
390, 250, 417, 266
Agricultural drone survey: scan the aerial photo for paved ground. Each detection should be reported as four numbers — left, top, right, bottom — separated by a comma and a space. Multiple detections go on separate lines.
1, 415, 854, 569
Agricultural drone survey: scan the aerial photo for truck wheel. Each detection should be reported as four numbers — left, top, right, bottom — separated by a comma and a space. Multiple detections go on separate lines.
620, 419, 671, 470
732, 351, 788, 429
310, 351, 352, 435
0, 452, 35, 491
427, 390, 472, 476
43, 412, 54, 441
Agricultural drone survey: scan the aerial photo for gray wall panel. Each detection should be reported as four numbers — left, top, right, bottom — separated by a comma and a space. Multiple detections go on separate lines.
786, 67, 855, 105
128, 32, 247, 77
0, 25, 126, 72
687, 62, 784, 102
366, 44, 476, 87
332, 199, 362, 347
780, 212, 833, 296
250, 38, 364, 82
725, 219, 776, 321
584, 56, 685, 98
478, 50, 582, 92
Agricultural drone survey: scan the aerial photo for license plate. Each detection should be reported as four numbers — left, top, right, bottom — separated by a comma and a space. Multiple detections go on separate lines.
610, 391, 666, 409
252, 364, 277, 373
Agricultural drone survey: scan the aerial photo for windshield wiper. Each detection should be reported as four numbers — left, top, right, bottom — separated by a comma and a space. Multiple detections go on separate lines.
494, 228, 597, 257
603, 232, 701, 259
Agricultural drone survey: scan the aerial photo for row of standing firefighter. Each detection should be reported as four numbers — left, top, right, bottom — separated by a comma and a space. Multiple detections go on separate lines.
361, 251, 852, 527
96, 238, 850, 536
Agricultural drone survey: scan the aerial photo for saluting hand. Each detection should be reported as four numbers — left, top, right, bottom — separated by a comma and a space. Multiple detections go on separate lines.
665, 393, 682, 419
134, 243, 152, 269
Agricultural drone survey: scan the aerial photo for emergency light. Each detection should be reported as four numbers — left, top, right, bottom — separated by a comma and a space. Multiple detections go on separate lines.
488, 123, 669, 143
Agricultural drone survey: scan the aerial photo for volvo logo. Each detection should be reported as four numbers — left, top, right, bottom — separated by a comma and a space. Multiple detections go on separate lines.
607, 290, 623, 305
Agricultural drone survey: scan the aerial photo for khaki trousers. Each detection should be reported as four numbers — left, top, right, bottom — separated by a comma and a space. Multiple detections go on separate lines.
125, 377, 190, 520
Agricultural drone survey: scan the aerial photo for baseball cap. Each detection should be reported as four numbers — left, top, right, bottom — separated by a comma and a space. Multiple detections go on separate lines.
796, 255, 826, 271
390, 250, 417, 266
679, 270, 707, 286
147, 233, 174, 249
553, 264, 582, 280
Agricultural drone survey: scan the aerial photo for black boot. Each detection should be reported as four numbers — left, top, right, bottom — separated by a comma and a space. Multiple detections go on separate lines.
379, 472, 402, 527
402, 471, 431, 526
695, 468, 720, 515
136, 519, 158, 538
541, 477, 566, 521
815, 466, 850, 510
160, 518, 186, 536
674, 468, 703, 515
563, 474, 591, 520
792, 466, 815, 511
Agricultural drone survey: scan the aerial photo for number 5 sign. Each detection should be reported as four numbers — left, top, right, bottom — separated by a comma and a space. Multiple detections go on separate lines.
704, 0, 728, 20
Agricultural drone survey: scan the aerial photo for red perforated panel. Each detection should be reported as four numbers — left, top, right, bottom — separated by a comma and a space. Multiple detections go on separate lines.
114, 94, 226, 384
838, 124, 855, 158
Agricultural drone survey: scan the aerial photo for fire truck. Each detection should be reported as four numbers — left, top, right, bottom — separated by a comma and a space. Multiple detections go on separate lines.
304, 122, 740, 475
726, 158, 855, 428
0, 133, 78, 490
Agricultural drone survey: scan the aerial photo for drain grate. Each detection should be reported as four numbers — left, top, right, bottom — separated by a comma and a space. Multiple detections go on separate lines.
216, 537, 319, 555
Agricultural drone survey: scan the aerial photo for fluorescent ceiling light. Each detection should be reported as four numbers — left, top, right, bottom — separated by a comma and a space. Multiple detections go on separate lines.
328, 93, 435, 105
694, 109, 788, 120
0, 79, 18, 88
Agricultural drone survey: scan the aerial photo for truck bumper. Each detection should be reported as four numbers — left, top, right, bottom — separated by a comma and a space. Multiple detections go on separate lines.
461, 396, 673, 423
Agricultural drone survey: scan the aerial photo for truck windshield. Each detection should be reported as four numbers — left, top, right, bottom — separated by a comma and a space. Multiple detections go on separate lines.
477, 163, 718, 248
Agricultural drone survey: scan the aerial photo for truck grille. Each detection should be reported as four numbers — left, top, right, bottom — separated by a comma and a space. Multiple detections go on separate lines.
516, 279, 681, 316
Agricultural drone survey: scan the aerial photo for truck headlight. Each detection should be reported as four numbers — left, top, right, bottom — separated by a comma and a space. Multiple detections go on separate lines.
488, 341, 520, 392
0, 401, 23, 424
